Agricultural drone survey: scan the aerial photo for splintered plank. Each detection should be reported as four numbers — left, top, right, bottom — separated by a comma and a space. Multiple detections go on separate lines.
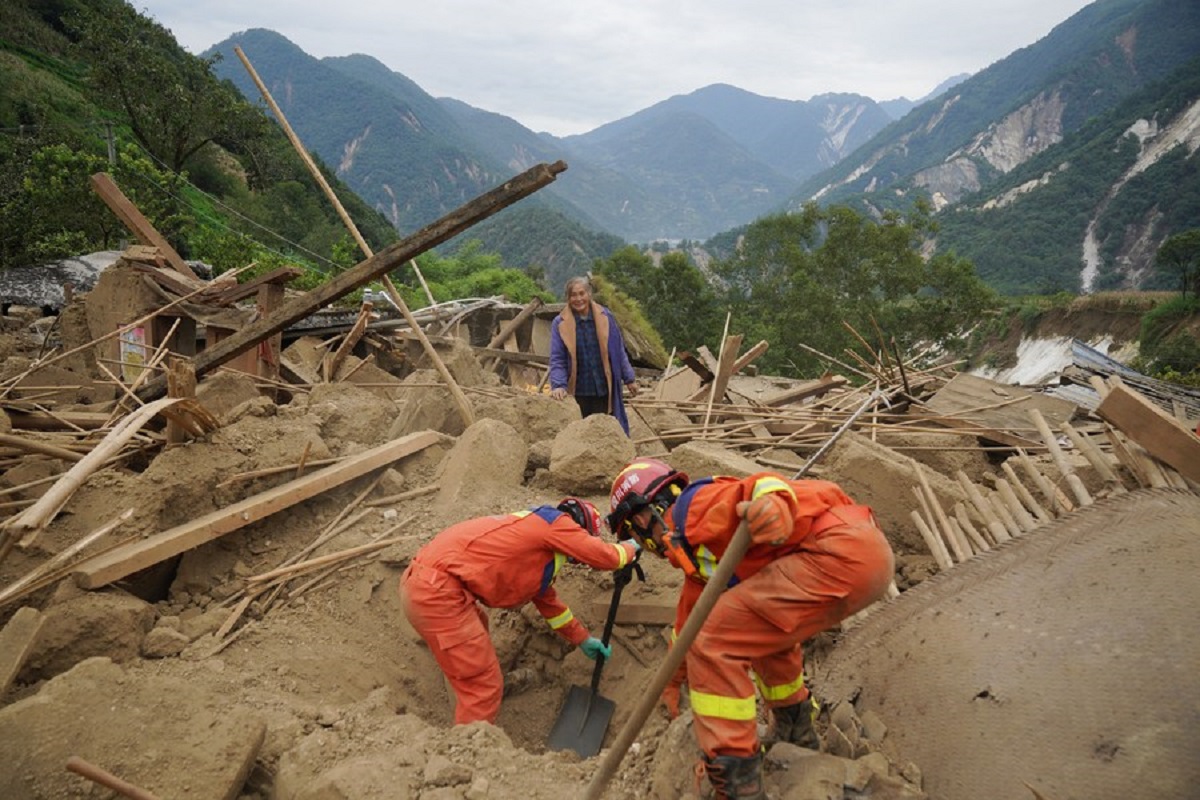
0, 606, 44, 696
72, 431, 440, 589
1097, 384, 1200, 483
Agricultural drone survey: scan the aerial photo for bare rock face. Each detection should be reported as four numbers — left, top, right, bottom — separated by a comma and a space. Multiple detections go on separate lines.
547, 414, 636, 494
668, 440, 764, 481
435, 418, 528, 514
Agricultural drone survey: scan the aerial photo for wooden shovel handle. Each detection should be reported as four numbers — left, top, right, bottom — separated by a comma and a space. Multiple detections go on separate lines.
66, 756, 161, 800
583, 520, 752, 800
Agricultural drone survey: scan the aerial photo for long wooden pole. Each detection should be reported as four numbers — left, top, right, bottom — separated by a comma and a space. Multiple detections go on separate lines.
132, 161, 564, 402
584, 398, 872, 798
233, 46, 477, 429
581, 520, 751, 800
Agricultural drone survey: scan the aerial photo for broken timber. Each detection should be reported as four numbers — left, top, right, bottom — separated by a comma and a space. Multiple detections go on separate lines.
132, 161, 566, 402
71, 430, 441, 589
1097, 384, 1200, 484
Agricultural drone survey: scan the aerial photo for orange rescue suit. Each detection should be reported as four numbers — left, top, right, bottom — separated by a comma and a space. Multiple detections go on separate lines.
400, 506, 636, 724
664, 474, 894, 757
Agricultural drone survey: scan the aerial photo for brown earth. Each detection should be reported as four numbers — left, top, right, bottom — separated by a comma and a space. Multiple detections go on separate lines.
0, 294, 1190, 800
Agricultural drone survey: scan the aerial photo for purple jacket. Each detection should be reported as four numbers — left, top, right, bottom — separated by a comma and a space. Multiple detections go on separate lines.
549, 302, 636, 435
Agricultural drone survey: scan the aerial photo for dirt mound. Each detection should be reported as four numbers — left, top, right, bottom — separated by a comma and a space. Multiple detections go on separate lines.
17, 300, 1172, 799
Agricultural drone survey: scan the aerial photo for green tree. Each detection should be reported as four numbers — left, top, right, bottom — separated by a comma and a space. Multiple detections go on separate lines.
68, 2, 246, 173
713, 203, 996, 377
1155, 228, 1200, 297
594, 246, 723, 353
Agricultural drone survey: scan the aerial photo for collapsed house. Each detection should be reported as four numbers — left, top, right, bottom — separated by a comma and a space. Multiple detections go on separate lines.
1, 167, 1198, 800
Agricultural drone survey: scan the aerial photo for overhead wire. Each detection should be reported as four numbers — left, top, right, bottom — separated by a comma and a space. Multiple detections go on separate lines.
118, 138, 344, 272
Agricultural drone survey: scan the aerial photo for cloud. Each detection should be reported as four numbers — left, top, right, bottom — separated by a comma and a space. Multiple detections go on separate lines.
139, 0, 1095, 136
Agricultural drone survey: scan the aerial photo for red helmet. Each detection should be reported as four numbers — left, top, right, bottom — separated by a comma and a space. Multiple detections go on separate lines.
558, 497, 602, 537
608, 459, 688, 537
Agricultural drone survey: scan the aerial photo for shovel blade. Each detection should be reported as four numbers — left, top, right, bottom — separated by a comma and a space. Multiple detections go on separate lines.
547, 684, 616, 758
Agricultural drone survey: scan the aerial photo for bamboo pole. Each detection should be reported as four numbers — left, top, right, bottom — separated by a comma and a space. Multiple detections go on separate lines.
1000, 461, 1052, 523
987, 489, 1024, 539
953, 503, 991, 553
5, 398, 180, 543
995, 478, 1036, 532
912, 459, 962, 560
1016, 449, 1074, 515
1028, 409, 1092, 507
702, 313, 733, 433
911, 510, 954, 570
233, 45, 475, 430
65, 756, 160, 800
954, 471, 1008, 544
0, 434, 85, 463
1059, 420, 1125, 495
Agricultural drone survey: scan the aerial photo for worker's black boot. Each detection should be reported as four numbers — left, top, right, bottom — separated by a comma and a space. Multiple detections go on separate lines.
771, 698, 820, 750
702, 752, 766, 800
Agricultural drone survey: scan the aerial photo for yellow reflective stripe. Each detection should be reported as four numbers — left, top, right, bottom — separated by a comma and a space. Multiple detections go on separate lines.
754, 671, 806, 702
694, 545, 718, 579
546, 608, 575, 630
511, 510, 531, 519
613, 542, 630, 568
689, 688, 757, 721
669, 627, 678, 644
548, 552, 566, 581
752, 476, 795, 502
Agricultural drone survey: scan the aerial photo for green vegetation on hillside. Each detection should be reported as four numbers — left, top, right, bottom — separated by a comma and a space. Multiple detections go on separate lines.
0, 0, 554, 310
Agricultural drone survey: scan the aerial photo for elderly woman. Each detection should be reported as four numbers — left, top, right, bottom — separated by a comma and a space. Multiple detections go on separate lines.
548, 276, 639, 435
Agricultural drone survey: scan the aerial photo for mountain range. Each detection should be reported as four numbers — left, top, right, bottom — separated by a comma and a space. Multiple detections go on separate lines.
206, 0, 1200, 294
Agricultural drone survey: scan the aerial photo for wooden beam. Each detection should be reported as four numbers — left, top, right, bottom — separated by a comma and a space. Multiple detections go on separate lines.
211, 266, 304, 306
762, 375, 849, 408
676, 351, 715, 383
72, 430, 441, 589
1097, 384, 1200, 483
729, 340, 769, 375
132, 161, 565, 402
89, 173, 200, 280
0, 606, 44, 696
324, 302, 375, 381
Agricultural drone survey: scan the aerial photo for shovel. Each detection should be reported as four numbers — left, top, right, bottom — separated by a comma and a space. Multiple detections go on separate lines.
547, 560, 639, 757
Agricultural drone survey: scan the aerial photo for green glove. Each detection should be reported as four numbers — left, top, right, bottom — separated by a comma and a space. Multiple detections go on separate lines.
580, 636, 612, 661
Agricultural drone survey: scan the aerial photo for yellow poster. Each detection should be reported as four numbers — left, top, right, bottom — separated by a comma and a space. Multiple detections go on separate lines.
118, 324, 147, 383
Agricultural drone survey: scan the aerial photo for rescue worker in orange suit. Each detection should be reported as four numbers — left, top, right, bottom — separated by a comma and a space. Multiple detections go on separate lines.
400, 498, 640, 725
607, 459, 894, 800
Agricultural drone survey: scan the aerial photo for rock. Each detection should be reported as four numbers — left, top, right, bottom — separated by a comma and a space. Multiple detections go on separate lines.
22, 590, 155, 681
388, 368, 473, 439
860, 708, 888, 742
435, 418, 527, 513
141, 625, 190, 658
767, 746, 845, 800
547, 414, 636, 493
196, 370, 262, 423
475, 393, 581, 444
465, 776, 491, 799
422, 754, 472, 787
668, 440, 765, 479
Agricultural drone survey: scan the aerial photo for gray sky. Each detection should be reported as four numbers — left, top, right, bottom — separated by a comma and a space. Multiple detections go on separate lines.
136, 0, 1096, 136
